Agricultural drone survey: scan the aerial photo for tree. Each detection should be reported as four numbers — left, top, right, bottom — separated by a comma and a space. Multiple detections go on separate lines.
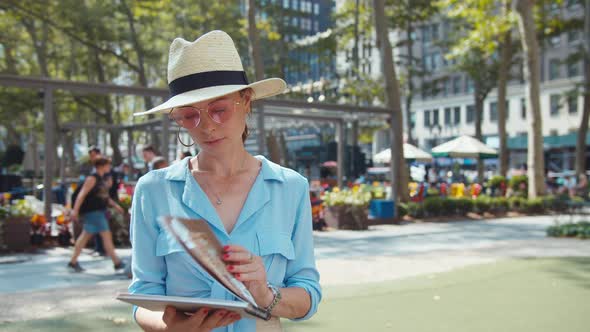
575, 0, 590, 178
439, 0, 516, 181
386, 0, 438, 145
513, 0, 545, 198
373, 0, 409, 211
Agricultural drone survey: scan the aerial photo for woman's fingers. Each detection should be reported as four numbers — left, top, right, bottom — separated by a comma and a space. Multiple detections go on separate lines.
232, 270, 264, 282
187, 307, 210, 326
201, 310, 233, 329
216, 312, 241, 327
162, 306, 177, 325
223, 251, 256, 264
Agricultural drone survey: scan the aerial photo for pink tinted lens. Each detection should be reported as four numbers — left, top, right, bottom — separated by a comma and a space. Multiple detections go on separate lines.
207, 100, 234, 124
171, 107, 200, 128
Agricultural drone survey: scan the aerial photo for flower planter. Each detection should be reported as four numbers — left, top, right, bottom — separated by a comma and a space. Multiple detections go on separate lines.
1, 216, 32, 252
324, 206, 369, 230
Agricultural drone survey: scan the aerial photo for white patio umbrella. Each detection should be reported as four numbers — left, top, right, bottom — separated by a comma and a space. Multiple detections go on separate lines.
431, 135, 497, 159
373, 143, 433, 163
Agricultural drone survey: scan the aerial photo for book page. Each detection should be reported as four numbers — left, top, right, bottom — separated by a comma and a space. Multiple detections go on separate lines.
158, 216, 258, 308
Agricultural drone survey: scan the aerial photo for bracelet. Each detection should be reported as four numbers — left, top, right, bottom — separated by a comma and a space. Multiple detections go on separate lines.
264, 282, 282, 315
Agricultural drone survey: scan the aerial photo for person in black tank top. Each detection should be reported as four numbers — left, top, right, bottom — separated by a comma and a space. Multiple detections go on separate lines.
68, 157, 126, 273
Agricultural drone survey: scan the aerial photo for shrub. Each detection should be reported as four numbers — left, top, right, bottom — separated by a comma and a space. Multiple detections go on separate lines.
440, 198, 456, 216
542, 195, 568, 212
423, 196, 443, 217
524, 198, 545, 214
407, 202, 424, 218
398, 202, 408, 217
490, 197, 509, 213
453, 197, 474, 215
474, 195, 492, 214
509, 175, 528, 194
547, 222, 590, 239
508, 196, 527, 212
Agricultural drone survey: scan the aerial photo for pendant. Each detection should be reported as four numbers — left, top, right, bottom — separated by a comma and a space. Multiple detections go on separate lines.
216, 198, 222, 205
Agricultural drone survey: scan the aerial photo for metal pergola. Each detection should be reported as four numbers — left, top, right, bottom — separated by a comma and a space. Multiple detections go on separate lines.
0, 74, 391, 219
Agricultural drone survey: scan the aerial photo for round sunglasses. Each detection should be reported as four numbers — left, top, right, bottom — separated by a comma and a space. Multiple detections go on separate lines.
169, 99, 241, 129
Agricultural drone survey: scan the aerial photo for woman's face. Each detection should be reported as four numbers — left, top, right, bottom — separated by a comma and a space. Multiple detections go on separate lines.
179, 91, 251, 153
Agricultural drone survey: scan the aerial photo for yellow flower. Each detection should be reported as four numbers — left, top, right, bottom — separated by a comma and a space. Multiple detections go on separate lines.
332, 187, 340, 193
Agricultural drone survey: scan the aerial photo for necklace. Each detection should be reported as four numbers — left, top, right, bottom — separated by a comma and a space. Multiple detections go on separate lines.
194, 154, 248, 205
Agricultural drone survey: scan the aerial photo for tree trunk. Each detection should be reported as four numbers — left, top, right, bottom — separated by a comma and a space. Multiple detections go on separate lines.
514, 0, 545, 198
404, 11, 415, 145
373, 0, 409, 210
575, 0, 590, 177
473, 85, 484, 183
497, 29, 512, 177
247, 0, 265, 81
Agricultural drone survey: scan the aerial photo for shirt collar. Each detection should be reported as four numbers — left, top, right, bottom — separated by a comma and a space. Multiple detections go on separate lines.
164, 155, 284, 183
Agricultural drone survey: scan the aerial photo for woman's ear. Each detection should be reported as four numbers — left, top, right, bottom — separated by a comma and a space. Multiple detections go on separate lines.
242, 89, 253, 111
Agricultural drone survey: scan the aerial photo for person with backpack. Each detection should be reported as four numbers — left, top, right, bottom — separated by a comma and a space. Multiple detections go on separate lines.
68, 156, 125, 273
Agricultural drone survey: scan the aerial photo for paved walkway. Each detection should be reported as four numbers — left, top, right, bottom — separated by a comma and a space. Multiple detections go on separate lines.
1, 215, 589, 323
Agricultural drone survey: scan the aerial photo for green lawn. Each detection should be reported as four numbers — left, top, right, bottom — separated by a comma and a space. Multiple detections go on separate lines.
2, 257, 589, 332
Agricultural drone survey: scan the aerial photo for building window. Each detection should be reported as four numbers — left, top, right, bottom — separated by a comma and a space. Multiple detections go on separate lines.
549, 59, 561, 80
454, 107, 461, 125
521, 98, 526, 119
314, 21, 319, 31
422, 25, 431, 44
443, 79, 451, 96
549, 35, 561, 47
550, 94, 560, 116
411, 112, 416, 129
431, 24, 439, 41
424, 110, 431, 127
444, 107, 451, 125
466, 78, 474, 93
283, 0, 289, 9
467, 105, 475, 123
452, 76, 461, 94
314, 3, 319, 15
293, 0, 299, 10
568, 62, 580, 77
490, 101, 498, 122
568, 95, 578, 114
432, 109, 439, 126
568, 30, 580, 43
505, 100, 510, 119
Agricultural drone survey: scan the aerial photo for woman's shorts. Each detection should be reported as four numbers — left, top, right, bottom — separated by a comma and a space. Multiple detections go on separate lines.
82, 210, 110, 234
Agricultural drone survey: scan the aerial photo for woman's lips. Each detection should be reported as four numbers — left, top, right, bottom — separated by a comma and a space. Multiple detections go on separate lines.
204, 137, 224, 145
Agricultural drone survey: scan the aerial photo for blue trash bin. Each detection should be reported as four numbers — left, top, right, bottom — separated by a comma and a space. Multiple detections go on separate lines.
369, 199, 394, 218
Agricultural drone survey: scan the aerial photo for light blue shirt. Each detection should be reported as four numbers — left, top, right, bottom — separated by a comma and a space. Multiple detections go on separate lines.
128, 156, 321, 331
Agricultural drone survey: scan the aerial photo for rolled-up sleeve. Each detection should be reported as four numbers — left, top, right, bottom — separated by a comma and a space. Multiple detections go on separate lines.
128, 177, 166, 317
284, 180, 322, 321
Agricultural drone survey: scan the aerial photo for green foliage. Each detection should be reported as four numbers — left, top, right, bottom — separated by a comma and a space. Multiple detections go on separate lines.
474, 195, 492, 213
509, 175, 528, 191
524, 198, 545, 214
453, 197, 474, 215
508, 196, 527, 212
398, 202, 408, 218
423, 196, 443, 217
406, 202, 424, 218
490, 197, 509, 213
321, 186, 372, 208
547, 222, 590, 239
487, 175, 506, 189
426, 188, 440, 197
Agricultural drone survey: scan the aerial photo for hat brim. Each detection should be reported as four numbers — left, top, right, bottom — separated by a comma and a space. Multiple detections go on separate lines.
133, 78, 286, 116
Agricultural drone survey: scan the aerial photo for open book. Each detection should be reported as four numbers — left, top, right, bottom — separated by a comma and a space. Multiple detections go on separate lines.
117, 216, 271, 320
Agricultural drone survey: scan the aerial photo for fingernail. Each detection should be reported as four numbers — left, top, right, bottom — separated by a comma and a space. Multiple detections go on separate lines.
235, 273, 240, 278
223, 253, 229, 259
218, 310, 226, 316
223, 245, 230, 251
202, 308, 209, 314
227, 265, 234, 271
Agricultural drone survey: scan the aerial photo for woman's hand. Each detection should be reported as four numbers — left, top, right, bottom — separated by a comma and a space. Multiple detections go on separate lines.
161, 306, 240, 332
69, 210, 79, 223
222, 245, 274, 308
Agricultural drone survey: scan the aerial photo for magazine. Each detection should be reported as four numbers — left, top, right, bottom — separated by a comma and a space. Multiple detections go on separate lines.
116, 216, 271, 320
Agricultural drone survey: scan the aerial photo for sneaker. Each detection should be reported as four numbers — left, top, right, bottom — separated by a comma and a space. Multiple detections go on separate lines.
68, 262, 85, 273
114, 261, 126, 271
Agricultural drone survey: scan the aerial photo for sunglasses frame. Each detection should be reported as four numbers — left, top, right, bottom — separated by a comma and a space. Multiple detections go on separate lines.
168, 98, 242, 129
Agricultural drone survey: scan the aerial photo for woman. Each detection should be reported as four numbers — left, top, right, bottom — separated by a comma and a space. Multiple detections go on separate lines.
69, 157, 125, 272
129, 31, 321, 331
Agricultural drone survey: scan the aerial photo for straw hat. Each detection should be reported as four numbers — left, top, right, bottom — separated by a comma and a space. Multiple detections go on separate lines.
134, 30, 286, 116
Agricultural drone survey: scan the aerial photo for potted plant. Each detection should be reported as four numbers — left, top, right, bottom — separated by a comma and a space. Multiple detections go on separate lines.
1, 198, 34, 252
321, 185, 372, 230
